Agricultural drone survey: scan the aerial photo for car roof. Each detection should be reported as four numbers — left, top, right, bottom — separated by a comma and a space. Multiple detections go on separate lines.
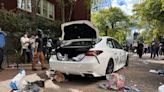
99, 36, 120, 42
100, 36, 114, 39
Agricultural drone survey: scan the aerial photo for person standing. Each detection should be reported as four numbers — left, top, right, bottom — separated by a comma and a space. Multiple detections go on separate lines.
0, 29, 6, 71
29, 33, 36, 61
32, 29, 47, 71
137, 42, 144, 58
20, 32, 30, 64
150, 39, 159, 58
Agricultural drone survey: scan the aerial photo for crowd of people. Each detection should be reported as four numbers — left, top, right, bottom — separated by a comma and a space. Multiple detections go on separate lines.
136, 38, 164, 59
20, 29, 54, 71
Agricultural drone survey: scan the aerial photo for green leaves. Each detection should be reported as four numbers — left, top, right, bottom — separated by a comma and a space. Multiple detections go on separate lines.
91, 7, 130, 43
133, 0, 164, 43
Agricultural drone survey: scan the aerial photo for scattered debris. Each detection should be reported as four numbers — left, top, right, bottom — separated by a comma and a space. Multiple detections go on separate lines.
53, 71, 66, 83
45, 80, 60, 89
99, 73, 125, 91
131, 86, 141, 92
123, 86, 131, 90
31, 80, 45, 88
159, 85, 164, 92
10, 69, 26, 90
149, 69, 164, 76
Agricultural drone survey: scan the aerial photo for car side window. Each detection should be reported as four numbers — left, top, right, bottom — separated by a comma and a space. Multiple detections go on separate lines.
112, 40, 123, 49
107, 39, 114, 48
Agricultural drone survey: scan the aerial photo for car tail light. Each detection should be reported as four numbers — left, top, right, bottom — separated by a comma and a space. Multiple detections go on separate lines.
86, 50, 103, 56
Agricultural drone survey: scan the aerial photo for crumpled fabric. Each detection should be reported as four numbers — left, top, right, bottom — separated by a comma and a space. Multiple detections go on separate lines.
107, 73, 125, 90
99, 73, 125, 91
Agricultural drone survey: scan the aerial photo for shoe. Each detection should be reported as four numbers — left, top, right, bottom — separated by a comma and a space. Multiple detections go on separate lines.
32, 68, 37, 71
42, 67, 47, 70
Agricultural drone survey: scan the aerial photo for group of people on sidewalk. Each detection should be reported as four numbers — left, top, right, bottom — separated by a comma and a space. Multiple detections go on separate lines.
20, 29, 54, 71
136, 38, 164, 59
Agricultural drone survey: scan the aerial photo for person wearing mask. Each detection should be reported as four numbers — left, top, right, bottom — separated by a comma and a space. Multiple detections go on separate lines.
32, 29, 47, 71
20, 32, 30, 64
0, 29, 6, 71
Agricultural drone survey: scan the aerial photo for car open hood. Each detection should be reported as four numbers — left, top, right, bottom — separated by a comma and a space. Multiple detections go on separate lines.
61, 20, 99, 40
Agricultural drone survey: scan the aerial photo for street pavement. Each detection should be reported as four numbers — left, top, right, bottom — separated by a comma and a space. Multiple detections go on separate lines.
0, 53, 164, 92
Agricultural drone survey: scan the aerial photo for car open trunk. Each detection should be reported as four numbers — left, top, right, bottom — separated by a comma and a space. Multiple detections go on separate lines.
56, 40, 95, 61
56, 20, 99, 61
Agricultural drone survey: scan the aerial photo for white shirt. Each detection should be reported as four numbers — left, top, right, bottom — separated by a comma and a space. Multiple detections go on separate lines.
30, 37, 35, 48
20, 36, 30, 49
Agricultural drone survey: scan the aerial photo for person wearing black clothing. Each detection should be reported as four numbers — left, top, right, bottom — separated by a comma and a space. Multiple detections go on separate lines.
137, 42, 144, 58
32, 29, 47, 71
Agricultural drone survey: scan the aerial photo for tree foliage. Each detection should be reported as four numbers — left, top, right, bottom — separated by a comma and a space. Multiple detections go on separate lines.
91, 7, 130, 43
0, 9, 62, 37
133, 0, 164, 43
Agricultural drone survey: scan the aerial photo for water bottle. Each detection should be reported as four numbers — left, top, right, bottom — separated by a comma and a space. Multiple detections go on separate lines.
10, 69, 26, 90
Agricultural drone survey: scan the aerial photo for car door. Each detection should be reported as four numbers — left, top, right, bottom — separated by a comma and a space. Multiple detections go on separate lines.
107, 38, 120, 64
112, 39, 126, 65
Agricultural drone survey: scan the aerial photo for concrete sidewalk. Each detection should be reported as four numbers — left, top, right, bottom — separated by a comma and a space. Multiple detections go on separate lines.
132, 53, 164, 64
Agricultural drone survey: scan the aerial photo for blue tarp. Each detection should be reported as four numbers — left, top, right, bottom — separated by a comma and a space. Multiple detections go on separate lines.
0, 31, 6, 48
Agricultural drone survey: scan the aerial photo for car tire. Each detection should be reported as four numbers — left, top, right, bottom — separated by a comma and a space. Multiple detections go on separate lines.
106, 59, 114, 74
125, 56, 129, 67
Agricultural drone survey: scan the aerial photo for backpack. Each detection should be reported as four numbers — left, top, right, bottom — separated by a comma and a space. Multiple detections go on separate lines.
0, 32, 6, 48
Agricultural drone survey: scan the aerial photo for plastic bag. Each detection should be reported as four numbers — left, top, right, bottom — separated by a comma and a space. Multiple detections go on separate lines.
106, 73, 125, 90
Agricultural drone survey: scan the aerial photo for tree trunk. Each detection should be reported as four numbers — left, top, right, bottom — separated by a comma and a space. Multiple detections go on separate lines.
31, 0, 37, 32
61, 0, 65, 22
68, 0, 77, 21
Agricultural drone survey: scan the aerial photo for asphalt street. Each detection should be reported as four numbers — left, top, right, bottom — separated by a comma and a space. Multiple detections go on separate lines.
0, 53, 164, 92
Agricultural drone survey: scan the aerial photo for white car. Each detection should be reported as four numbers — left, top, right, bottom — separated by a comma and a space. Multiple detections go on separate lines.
49, 20, 129, 77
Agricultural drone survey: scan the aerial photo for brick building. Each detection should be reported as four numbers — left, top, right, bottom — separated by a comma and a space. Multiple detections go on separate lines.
0, 0, 90, 21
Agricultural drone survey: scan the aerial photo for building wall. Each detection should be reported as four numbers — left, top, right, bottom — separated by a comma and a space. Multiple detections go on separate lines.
0, 0, 90, 21
0, 0, 17, 10
71, 0, 90, 21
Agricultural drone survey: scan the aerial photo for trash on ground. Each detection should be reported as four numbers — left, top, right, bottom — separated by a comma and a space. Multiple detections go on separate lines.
53, 71, 66, 83
131, 86, 141, 92
159, 85, 164, 92
31, 80, 45, 88
98, 83, 108, 90
45, 80, 60, 89
149, 70, 159, 74
99, 73, 125, 91
23, 82, 44, 92
149, 69, 164, 76
10, 69, 26, 90
123, 86, 131, 90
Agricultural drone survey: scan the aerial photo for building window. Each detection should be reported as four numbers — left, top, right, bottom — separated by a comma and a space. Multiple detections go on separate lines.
43, 0, 48, 17
48, 3, 54, 19
37, 0, 55, 19
17, 0, 55, 19
17, 0, 32, 12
